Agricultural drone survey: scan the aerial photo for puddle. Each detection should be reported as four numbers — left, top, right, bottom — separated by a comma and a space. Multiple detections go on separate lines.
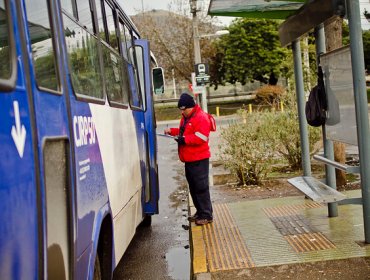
166, 247, 190, 280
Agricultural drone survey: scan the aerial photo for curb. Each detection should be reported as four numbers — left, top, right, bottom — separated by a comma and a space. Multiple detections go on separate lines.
188, 196, 211, 280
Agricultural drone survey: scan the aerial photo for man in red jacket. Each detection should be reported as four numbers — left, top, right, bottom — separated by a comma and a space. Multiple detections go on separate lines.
164, 93, 213, 226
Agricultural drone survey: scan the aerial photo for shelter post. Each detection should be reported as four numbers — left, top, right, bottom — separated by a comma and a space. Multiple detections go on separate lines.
347, 0, 370, 243
315, 24, 338, 217
292, 40, 312, 177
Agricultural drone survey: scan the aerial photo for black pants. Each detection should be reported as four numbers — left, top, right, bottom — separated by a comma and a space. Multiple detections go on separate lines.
185, 158, 213, 220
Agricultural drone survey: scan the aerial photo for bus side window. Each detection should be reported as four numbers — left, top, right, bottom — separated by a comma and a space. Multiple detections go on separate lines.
93, 0, 105, 36
62, 14, 104, 100
75, 0, 94, 33
152, 68, 165, 95
100, 4, 128, 106
0, 0, 12, 82
60, 0, 74, 16
126, 32, 142, 109
114, 19, 132, 106
24, 0, 59, 92
103, 1, 118, 51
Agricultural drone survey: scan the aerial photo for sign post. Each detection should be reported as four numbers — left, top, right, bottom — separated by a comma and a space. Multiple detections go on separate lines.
194, 63, 210, 113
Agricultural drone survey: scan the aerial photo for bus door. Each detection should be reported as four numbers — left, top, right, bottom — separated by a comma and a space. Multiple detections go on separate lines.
22, 1, 73, 279
134, 40, 159, 214
0, 1, 41, 278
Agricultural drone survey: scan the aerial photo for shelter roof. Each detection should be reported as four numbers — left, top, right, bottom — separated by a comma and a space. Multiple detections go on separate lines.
208, 0, 345, 46
208, 0, 304, 20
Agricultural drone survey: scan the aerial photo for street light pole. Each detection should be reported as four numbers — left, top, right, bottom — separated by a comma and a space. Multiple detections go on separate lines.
190, 0, 208, 112
191, 0, 201, 65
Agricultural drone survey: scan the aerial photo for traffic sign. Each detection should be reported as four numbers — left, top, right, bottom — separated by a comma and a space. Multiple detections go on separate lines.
194, 63, 210, 86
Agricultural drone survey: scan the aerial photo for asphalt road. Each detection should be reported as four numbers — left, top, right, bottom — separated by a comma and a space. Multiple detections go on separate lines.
113, 122, 191, 280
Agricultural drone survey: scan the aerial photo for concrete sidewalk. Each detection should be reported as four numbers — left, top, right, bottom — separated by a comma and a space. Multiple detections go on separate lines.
189, 190, 370, 279
160, 114, 370, 278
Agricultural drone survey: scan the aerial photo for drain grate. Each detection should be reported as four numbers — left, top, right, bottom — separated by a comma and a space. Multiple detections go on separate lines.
202, 204, 255, 272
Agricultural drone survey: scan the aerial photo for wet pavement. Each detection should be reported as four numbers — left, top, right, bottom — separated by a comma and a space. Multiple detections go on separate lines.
113, 121, 191, 280
183, 115, 370, 279
190, 189, 370, 279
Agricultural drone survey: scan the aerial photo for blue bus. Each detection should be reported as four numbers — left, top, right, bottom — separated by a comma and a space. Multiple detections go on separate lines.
0, 0, 164, 279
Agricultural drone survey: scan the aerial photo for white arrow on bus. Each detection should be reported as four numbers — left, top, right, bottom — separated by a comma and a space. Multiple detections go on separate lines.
11, 101, 26, 158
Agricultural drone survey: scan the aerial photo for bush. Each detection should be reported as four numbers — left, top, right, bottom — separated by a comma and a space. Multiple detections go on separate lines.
254, 85, 285, 106
219, 110, 321, 186
219, 113, 276, 186
264, 110, 321, 169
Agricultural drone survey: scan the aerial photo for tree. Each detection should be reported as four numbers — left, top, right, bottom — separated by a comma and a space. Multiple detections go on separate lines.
210, 18, 288, 88
363, 30, 370, 72
132, 0, 219, 83
343, 21, 370, 73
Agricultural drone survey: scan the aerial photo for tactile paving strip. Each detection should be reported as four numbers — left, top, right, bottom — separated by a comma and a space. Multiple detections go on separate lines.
263, 202, 324, 217
202, 203, 255, 272
270, 214, 314, 235
285, 232, 336, 252
264, 204, 336, 253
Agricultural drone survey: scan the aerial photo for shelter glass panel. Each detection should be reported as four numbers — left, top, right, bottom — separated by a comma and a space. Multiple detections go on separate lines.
321, 46, 357, 146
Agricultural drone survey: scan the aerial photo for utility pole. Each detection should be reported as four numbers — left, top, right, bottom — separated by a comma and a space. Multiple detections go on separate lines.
191, 0, 201, 65
190, 0, 207, 112
172, 68, 177, 99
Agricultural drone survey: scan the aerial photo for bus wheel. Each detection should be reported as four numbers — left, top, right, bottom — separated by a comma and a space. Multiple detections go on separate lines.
140, 215, 152, 227
93, 254, 102, 280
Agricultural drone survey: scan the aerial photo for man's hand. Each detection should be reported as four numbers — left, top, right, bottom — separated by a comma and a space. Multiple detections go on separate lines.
164, 128, 171, 135
174, 136, 185, 145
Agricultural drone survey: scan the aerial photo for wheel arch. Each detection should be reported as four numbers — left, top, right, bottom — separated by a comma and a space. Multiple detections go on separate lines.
90, 205, 114, 280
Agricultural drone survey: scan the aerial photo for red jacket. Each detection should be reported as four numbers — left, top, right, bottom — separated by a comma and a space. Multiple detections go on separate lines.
169, 105, 211, 162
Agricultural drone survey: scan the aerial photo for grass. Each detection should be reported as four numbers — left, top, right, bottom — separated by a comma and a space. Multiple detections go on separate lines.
155, 100, 252, 121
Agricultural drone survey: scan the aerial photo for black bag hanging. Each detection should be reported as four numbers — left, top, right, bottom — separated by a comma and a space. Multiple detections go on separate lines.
305, 67, 327, 127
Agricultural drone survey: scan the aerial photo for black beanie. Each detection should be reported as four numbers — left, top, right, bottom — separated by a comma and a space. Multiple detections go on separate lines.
178, 93, 195, 109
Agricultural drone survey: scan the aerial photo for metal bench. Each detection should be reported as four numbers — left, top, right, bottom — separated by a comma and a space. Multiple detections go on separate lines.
313, 154, 360, 174
288, 176, 346, 203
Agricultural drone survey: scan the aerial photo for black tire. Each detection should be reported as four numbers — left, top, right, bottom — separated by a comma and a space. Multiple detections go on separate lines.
140, 215, 152, 227
93, 254, 102, 280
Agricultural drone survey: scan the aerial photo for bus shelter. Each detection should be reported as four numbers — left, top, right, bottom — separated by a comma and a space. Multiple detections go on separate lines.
208, 0, 370, 243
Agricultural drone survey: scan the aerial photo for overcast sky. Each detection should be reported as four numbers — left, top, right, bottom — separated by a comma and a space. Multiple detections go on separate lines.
122, 0, 171, 14
121, 0, 369, 30
120, 0, 235, 26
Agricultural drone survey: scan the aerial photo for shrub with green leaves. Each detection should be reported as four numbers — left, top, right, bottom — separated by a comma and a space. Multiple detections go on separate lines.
219, 110, 321, 186
219, 113, 275, 186
264, 110, 321, 169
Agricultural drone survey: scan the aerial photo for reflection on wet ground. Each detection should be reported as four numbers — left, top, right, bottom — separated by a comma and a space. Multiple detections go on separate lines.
166, 247, 190, 280
113, 124, 191, 280
166, 151, 191, 279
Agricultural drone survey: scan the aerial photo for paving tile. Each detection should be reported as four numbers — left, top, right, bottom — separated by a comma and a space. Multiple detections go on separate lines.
191, 189, 370, 277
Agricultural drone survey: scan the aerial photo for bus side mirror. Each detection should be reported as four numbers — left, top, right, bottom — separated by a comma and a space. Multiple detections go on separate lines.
152, 67, 165, 95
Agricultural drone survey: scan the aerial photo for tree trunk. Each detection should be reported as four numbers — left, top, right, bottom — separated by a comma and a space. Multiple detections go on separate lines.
334, 142, 347, 186
324, 18, 347, 187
